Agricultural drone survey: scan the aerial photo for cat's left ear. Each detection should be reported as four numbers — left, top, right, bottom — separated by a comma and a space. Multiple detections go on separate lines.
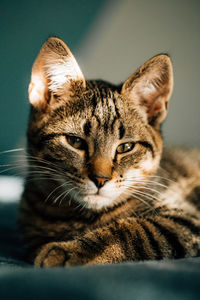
121, 54, 173, 127
28, 37, 86, 110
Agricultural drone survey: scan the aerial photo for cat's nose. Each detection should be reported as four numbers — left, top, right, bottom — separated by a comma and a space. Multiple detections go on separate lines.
89, 174, 111, 189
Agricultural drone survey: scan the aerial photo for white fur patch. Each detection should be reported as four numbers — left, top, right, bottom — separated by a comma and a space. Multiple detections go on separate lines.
140, 154, 153, 171
142, 81, 156, 96
67, 177, 126, 211
83, 194, 116, 210
45, 55, 84, 92
81, 180, 123, 210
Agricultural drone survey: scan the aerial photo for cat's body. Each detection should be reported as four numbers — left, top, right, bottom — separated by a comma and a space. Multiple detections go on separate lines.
20, 38, 200, 266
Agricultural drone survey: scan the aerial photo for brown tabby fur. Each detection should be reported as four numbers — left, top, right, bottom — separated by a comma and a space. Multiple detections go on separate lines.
19, 37, 200, 267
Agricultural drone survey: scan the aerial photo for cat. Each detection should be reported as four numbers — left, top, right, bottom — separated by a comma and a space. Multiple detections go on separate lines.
19, 37, 200, 267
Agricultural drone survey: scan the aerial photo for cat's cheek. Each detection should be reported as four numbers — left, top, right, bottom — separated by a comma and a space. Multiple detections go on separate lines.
123, 169, 144, 183
140, 153, 161, 174
123, 153, 159, 181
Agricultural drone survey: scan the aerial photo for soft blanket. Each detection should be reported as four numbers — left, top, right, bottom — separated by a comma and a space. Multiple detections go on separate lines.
0, 176, 199, 300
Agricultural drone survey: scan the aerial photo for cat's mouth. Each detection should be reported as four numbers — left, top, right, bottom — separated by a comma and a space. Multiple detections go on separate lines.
72, 180, 124, 211
79, 185, 125, 211
82, 193, 115, 211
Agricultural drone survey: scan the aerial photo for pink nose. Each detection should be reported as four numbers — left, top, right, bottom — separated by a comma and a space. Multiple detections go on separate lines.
89, 175, 111, 188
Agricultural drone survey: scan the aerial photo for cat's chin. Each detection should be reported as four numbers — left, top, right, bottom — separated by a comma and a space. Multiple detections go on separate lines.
82, 194, 118, 211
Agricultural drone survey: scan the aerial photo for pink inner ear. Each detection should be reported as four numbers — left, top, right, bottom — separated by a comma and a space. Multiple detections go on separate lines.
146, 94, 168, 125
154, 102, 162, 112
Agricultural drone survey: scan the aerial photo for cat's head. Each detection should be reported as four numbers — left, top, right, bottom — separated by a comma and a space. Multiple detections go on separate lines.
27, 37, 173, 211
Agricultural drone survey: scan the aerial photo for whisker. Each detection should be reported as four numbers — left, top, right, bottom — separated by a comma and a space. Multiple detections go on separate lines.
27, 164, 62, 175
75, 201, 84, 211
53, 189, 69, 205
126, 174, 175, 184
125, 179, 168, 189
24, 156, 83, 182
10, 155, 64, 175
123, 190, 153, 209
144, 175, 176, 184
53, 186, 77, 206
60, 186, 80, 207
25, 176, 59, 183
0, 165, 27, 176
0, 153, 85, 186
27, 170, 62, 179
0, 148, 25, 155
127, 188, 161, 202
0, 162, 60, 178
44, 182, 68, 203
125, 184, 163, 196
79, 202, 87, 212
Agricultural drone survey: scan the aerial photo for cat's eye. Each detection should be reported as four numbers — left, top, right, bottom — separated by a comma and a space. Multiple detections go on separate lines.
116, 142, 135, 154
66, 135, 87, 150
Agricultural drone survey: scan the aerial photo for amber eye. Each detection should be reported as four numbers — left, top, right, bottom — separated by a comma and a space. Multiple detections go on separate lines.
66, 136, 87, 150
116, 142, 135, 154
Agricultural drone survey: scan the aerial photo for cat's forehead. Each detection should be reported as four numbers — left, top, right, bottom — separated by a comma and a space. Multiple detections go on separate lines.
41, 80, 145, 139
82, 81, 127, 117
68, 81, 140, 130
86, 81, 122, 124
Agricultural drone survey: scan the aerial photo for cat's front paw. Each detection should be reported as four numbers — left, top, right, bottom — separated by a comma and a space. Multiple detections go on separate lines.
34, 242, 69, 267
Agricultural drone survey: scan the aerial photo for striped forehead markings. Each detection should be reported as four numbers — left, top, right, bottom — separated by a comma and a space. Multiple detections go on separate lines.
42, 83, 124, 137
90, 86, 123, 133
119, 123, 125, 139
83, 120, 91, 136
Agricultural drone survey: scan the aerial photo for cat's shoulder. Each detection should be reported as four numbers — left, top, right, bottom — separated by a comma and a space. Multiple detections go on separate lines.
163, 146, 200, 161
161, 146, 200, 175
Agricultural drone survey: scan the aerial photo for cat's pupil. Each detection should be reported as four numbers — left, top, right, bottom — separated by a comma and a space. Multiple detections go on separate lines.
66, 136, 86, 150
116, 142, 135, 154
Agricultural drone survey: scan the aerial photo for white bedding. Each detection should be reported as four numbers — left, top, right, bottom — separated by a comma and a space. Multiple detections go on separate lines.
0, 176, 24, 202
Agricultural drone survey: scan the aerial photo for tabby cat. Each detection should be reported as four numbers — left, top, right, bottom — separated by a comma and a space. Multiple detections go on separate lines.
20, 37, 200, 267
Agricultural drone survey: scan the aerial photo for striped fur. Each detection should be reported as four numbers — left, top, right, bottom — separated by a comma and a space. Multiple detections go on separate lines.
20, 38, 200, 267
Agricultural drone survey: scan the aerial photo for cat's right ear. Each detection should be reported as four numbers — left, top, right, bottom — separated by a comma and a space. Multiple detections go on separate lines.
28, 37, 86, 110
121, 54, 173, 127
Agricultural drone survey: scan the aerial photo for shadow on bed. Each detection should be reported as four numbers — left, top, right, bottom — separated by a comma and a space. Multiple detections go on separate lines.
0, 202, 27, 266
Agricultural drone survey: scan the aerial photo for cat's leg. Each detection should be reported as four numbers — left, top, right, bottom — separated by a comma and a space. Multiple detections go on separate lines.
35, 212, 200, 267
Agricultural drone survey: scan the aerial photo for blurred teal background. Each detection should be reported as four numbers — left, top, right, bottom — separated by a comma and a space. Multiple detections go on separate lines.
0, 0, 200, 170
0, 0, 107, 167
